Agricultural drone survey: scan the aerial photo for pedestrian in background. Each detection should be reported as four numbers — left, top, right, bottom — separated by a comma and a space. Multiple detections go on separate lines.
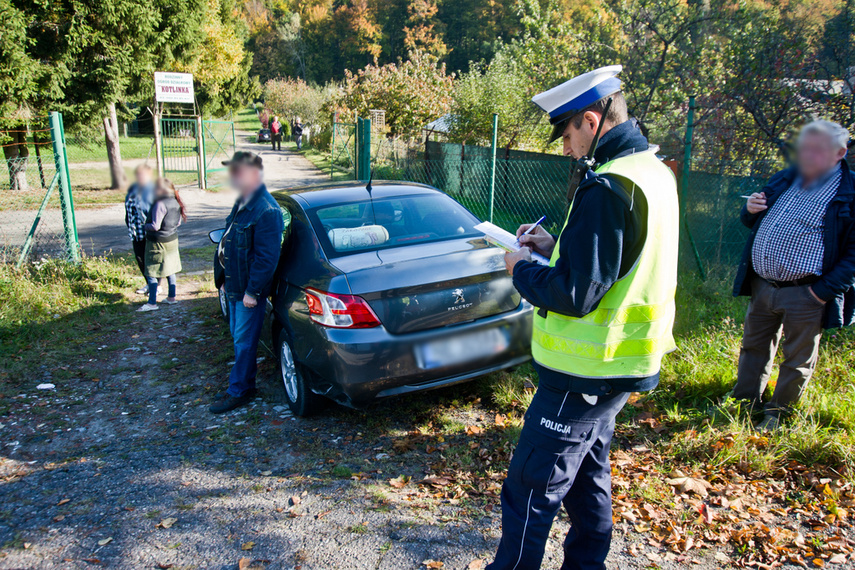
124, 164, 155, 294
138, 178, 186, 312
293, 117, 304, 151
210, 151, 284, 414
732, 120, 855, 431
271, 116, 282, 151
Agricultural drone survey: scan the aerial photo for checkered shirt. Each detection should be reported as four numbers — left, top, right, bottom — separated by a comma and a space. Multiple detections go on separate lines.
125, 183, 152, 241
752, 164, 842, 281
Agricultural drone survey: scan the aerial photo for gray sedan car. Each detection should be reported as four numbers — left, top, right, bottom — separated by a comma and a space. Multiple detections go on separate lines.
213, 181, 533, 416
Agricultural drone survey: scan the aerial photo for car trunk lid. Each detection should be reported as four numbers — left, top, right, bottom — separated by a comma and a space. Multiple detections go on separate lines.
329, 238, 521, 334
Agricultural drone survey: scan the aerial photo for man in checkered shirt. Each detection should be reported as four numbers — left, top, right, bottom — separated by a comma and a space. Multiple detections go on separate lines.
732, 120, 855, 431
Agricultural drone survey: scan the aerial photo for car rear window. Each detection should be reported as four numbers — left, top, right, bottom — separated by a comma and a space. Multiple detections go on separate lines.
310, 193, 481, 256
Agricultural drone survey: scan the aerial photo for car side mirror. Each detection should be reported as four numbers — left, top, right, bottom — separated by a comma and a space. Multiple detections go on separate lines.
209, 228, 226, 244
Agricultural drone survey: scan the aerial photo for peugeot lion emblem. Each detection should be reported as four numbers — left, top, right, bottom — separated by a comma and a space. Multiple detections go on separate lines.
452, 288, 465, 304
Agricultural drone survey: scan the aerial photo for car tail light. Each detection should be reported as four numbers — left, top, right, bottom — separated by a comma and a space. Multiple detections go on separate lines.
305, 289, 381, 329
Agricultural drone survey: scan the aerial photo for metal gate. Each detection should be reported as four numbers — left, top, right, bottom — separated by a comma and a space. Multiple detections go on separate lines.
202, 120, 235, 187
331, 121, 356, 178
160, 117, 198, 173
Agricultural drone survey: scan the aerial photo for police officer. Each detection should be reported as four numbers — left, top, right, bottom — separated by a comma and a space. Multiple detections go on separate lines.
488, 65, 679, 570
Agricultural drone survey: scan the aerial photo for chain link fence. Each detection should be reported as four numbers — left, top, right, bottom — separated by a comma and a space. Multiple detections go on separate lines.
64, 126, 160, 191
1, 113, 79, 266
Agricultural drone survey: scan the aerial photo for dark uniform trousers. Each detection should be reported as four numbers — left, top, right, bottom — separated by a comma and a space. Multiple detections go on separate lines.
488, 373, 630, 570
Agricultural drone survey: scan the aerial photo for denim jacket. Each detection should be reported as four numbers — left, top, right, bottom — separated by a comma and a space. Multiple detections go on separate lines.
221, 184, 285, 302
733, 159, 855, 329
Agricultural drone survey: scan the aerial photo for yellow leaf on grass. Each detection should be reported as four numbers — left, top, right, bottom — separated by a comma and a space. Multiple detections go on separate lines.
241, 541, 255, 551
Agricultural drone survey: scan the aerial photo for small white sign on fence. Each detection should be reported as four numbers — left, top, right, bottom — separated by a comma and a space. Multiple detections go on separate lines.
154, 72, 195, 104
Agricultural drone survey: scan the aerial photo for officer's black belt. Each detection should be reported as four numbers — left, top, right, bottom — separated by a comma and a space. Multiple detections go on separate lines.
541, 374, 614, 396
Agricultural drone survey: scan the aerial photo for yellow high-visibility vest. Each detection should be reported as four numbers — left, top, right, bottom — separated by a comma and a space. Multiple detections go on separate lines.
531, 150, 679, 379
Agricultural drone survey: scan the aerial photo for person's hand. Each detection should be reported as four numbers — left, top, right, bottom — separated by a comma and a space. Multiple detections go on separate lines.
808, 287, 826, 305
504, 247, 532, 275
746, 192, 768, 215
243, 293, 258, 308
516, 224, 555, 257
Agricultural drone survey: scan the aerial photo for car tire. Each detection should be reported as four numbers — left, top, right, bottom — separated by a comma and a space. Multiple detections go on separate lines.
274, 325, 325, 417
218, 286, 230, 323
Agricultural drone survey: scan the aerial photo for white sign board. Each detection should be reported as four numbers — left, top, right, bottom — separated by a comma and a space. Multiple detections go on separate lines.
154, 72, 195, 104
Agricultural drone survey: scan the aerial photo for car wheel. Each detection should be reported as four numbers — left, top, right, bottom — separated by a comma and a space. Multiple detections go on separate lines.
218, 286, 230, 323
275, 326, 324, 417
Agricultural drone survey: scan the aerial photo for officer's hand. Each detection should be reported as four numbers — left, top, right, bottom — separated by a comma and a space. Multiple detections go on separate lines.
516, 224, 555, 257
505, 247, 532, 275
746, 192, 767, 215
243, 293, 258, 309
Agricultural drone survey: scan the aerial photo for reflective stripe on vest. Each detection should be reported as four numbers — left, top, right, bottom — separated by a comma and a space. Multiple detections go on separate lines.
531, 150, 679, 379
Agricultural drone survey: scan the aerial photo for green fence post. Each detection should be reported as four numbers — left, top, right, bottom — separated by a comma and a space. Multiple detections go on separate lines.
681, 96, 705, 280
489, 113, 498, 223
357, 117, 371, 181
50, 111, 80, 263
330, 114, 336, 179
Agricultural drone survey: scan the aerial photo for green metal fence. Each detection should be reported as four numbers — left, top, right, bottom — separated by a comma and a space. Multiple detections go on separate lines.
161, 117, 199, 173
331, 121, 356, 178
1, 112, 80, 266
202, 119, 236, 187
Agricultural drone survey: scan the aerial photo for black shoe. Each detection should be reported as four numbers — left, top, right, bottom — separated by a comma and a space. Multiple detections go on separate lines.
209, 394, 252, 414
213, 388, 256, 401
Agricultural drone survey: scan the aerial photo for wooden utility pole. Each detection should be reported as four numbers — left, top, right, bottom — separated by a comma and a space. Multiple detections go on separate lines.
104, 102, 124, 189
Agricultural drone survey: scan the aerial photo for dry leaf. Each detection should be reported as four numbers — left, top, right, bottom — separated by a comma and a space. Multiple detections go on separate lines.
158, 517, 177, 529
829, 554, 847, 565
813, 559, 825, 568
423, 561, 444, 569
241, 541, 255, 551
465, 425, 483, 436
97, 537, 112, 546
666, 476, 712, 497
156, 564, 174, 569
289, 496, 301, 506
389, 475, 410, 489
57, 498, 70, 506
238, 558, 251, 570
468, 560, 484, 570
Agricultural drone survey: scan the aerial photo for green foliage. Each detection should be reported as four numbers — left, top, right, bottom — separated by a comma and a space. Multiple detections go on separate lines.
328, 50, 454, 138
263, 78, 325, 126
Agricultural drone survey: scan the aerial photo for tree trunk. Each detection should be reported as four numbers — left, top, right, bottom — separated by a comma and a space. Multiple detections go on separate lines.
2, 129, 29, 192
104, 102, 124, 189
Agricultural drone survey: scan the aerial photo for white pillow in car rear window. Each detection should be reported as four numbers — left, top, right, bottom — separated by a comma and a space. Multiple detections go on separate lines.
328, 225, 389, 252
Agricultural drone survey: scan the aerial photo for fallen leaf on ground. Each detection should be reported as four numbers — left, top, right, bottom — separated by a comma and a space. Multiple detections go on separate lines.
156, 564, 173, 569
289, 496, 301, 506
238, 558, 251, 570
389, 475, 410, 489
423, 561, 444, 569
241, 541, 255, 551
57, 498, 70, 506
468, 560, 484, 569
158, 517, 177, 529
666, 476, 712, 497
829, 554, 847, 564
97, 537, 112, 546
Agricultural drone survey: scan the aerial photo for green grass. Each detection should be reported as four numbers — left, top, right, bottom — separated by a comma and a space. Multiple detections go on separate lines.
285, 142, 353, 182
65, 136, 157, 164
233, 106, 263, 133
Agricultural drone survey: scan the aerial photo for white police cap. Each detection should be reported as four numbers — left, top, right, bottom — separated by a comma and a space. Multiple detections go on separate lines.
532, 65, 623, 143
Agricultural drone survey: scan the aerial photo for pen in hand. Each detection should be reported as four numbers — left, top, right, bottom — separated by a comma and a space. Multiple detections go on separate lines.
516, 215, 547, 246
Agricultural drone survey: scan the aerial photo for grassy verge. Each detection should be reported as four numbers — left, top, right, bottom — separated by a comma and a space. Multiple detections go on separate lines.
233, 106, 262, 132
284, 142, 353, 182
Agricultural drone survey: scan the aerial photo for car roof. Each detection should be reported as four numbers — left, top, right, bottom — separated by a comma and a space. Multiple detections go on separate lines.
271, 180, 440, 208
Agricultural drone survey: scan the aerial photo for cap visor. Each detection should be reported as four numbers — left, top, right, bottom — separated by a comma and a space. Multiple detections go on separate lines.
548, 120, 567, 144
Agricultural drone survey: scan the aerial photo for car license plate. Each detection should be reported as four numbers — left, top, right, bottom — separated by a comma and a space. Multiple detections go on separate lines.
417, 328, 510, 369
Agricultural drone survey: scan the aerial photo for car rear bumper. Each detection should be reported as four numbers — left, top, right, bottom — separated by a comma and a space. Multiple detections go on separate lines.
302, 303, 533, 407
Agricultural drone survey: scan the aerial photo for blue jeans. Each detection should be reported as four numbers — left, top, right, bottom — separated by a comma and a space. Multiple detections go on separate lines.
227, 298, 267, 397
147, 275, 176, 304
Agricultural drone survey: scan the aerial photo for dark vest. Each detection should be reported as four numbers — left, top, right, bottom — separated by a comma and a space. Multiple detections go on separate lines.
146, 196, 181, 242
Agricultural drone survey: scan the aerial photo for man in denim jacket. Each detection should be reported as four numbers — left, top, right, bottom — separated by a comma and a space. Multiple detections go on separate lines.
211, 152, 285, 414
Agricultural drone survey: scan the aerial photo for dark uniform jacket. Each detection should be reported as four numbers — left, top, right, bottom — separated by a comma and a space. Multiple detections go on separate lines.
511, 119, 657, 391
733, 159, 855, 329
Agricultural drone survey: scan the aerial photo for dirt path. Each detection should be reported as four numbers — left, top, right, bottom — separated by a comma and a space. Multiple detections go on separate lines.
74, 135, 327, 256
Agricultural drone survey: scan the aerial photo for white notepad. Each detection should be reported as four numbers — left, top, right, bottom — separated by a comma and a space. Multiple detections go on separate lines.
475, 222, 550, 266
